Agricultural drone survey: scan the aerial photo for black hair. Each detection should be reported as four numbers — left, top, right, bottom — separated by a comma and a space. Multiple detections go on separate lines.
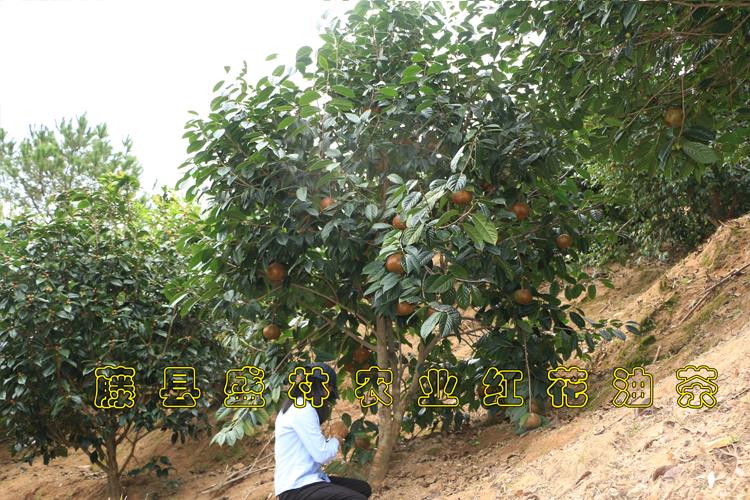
279, 364, 337, 424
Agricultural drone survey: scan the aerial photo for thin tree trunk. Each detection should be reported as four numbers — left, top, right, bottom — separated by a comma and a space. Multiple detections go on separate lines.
369, 315, 397, 486
368, 317, 441, 486
369, 407, 400, 487
104, 434, 123, 499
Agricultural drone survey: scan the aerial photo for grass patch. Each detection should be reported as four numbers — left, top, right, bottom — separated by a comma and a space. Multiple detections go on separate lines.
631, 268, 664, 294
639, 335, 657, 348
639, 315, 657, 335
683, 292, 727, 338
663, 295, 678, 313
623, 353, 653, 370
616, 333, 659, 371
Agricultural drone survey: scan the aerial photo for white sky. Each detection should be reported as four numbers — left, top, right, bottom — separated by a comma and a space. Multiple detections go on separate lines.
0, 0, 349, 191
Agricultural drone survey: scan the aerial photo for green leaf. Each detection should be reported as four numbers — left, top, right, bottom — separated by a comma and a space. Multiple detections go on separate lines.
296, 187, 308, 201
299, 105, 320, 118
440, 307, 461, 337
400, 64, 422, 84
515, 318, 532, 334
299, 91, 321, 106
402, 224, 424, 245
435, 209, 458, 227
420, 311, 442, 339
364, 204, 378, 222
463, 223, 484, 247
362, 261, 383, 276
449, 146, 466, 172
612, 328, 627, 340
328, 97, 355, 110
681, 140, 719, 164
402, 192, 422, 210
296, 46, 312, 58
426, 275, 453, 294
569, 312, 586, 328
683, 125, 716, 143
622, 3, 637, 27
331, 85, 355, 99
277, 116, 295, 131
469, 213, 498, 244
378, 86, 398, 98
426, 63, 447, 76
381, 273, 400, 292
624, 323, 640, 335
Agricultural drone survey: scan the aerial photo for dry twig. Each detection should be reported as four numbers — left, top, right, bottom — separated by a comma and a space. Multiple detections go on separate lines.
678, 262, 750, 324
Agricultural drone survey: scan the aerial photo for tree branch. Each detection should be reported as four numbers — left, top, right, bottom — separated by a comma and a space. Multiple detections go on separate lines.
117, 428, 143, 476
306, 307, 377, 351
291, 283, 371, 325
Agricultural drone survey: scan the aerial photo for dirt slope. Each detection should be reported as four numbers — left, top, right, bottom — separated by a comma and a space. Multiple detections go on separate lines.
378, 321, 750, 500
1, 215, 749, 500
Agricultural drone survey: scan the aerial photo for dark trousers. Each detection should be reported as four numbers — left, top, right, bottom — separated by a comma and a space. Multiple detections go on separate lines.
278, 476, 372, 500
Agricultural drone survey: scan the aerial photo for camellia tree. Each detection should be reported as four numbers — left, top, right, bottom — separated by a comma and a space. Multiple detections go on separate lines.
0, 174, 228, 498
490, 0, 750, 257
179, 1, 634, 483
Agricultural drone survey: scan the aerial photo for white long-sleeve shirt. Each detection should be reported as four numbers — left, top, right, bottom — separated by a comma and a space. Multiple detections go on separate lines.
274, 398, 340, 496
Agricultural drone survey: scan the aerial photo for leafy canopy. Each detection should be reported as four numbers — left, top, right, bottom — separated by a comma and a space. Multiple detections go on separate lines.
0, 174, 226, 497
0, 115, 142, 217
179, 1, 631, 461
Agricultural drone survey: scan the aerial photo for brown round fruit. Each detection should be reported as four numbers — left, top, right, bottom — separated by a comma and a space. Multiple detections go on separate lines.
427, 307, 437, 317
664, 108, 684, 128
263, 324, 281, 341
451, 190, 473, 206
529, 398, 544, 415
354, 436, 371, 450
353, 346, 371, 364
385, 253, 405, 274
392, 214, 407, 230
481, 182, 496, 194
556, 233, 573, 249
511, 202, 530, 221
266, 262, 287, 283
320, 196, 335, 210
513, 288, 533, 306
523, 412, 542, 430
396, 301, 416, 316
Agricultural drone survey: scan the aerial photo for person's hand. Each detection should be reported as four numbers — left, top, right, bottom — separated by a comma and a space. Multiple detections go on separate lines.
328, 420, 349, 442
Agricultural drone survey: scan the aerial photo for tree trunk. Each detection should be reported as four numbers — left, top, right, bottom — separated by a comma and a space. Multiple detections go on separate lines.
369, 405, 401, 486
369, 315, 400, 487
104, 434, 123, 499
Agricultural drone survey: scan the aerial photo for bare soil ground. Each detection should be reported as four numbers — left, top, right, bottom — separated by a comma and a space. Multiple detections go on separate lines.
2, 215, 750, 499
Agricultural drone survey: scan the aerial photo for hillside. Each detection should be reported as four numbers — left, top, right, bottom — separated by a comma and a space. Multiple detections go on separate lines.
2, 215, 749, 500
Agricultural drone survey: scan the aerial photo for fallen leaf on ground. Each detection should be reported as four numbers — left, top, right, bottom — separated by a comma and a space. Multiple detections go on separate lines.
707, 471, 716, 489
652, 464, 676, 481
706, 435, 740, 450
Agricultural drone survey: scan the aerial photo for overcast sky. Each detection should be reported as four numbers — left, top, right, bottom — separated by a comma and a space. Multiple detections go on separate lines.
0, 0, 349, 191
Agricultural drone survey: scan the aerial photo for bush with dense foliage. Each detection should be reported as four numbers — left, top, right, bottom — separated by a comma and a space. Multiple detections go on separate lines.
0, 174, 227, 498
